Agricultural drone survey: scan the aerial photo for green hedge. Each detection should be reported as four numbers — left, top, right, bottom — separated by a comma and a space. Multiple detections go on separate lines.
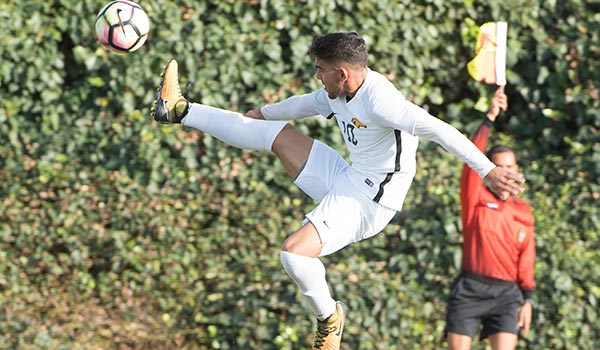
0, 0, 598, 349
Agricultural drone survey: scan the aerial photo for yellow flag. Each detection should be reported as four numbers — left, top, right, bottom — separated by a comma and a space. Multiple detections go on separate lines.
467, 22, 507, 85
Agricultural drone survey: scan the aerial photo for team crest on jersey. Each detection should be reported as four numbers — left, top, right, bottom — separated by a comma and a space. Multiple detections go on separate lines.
517, 228, 527, 243
486, 202, 499, 209
351, 117, 367, 128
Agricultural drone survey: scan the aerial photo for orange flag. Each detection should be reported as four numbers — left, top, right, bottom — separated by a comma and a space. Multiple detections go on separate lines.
467, 22, 507, 85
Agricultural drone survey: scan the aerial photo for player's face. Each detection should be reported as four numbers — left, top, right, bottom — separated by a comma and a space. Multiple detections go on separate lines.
491, 151, 519, 200
314, 58, 345, 99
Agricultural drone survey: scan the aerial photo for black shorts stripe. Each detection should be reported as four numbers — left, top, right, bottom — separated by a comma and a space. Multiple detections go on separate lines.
373, 172, 393, 202
373, 130, 402, 203
394, 129, 402, 171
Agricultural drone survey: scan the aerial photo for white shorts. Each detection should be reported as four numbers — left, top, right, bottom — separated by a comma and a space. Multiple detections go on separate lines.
294, 141, 397, 256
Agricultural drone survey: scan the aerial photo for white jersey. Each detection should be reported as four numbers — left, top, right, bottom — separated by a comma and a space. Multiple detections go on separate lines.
261, 69, 495, 211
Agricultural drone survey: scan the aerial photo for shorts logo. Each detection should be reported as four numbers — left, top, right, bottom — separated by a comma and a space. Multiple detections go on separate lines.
351, 117, 367, 128
364, 178, 374, 187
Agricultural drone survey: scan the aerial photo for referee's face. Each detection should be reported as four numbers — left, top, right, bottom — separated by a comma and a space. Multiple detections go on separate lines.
491, 151, 519, 173
491, 151, 520, 200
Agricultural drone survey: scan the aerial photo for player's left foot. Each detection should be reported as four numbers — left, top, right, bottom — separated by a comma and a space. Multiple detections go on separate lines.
151, 59, 189, 124
312, 301, 348, 350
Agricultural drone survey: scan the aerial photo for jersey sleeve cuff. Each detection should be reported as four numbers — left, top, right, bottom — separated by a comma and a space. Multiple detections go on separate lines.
260, 106, 273, 120
483, 117, 494, 128
521, 289, 533, 300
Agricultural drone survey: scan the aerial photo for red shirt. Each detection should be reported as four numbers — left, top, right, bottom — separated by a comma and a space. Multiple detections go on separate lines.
460, 120, 535, 294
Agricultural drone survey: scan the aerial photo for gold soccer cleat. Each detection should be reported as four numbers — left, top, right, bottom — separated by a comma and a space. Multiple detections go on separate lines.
151, 59, 189, 124
312, 301, 348, 350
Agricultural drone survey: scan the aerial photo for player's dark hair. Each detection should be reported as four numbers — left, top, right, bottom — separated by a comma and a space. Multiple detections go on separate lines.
308, 32, 368, 67
486, 144, 515, 159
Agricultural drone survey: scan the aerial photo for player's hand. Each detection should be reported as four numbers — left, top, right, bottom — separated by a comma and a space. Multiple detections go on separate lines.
245, 108, 266, 120
486, 86, 508, 121
518, 301, 533, 336
483, 167, 525, 200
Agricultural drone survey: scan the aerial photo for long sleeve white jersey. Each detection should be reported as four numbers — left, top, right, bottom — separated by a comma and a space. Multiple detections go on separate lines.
261, 69, 496, 211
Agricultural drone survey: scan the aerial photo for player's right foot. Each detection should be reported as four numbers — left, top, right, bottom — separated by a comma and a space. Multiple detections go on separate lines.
312, 301, 348, 350
151, 59, 190, 124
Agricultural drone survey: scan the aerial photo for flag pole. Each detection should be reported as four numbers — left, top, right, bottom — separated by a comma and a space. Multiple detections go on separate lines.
495, 22, 508, 86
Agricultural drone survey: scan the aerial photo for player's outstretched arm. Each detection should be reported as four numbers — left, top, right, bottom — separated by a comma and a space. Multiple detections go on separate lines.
483, 167, 525, 200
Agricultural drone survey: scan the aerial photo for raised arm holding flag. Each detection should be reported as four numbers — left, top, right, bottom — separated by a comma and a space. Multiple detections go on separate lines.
444, 22, 536, 350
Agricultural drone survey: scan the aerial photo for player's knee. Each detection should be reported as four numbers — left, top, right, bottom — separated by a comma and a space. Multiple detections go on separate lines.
272, 124, 313, 155
272, 123, 294, 151
281, 237, 294, 253
280, 250, 298, 279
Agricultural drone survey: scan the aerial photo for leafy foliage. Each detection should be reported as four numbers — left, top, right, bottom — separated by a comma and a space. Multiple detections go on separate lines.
0, 0, 598, 349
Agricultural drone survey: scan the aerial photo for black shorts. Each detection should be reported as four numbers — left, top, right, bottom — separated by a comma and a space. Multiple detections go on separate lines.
445, 272, 524, 340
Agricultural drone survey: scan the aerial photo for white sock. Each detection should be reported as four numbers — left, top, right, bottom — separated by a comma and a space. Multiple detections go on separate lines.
280, 251, 336, 320
181, 103, 287, 151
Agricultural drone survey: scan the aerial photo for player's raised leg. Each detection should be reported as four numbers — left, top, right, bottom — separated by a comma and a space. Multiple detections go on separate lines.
150, 59, 311, 179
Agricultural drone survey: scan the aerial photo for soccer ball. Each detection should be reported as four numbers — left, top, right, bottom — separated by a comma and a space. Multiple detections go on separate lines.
95, 0, 150, 54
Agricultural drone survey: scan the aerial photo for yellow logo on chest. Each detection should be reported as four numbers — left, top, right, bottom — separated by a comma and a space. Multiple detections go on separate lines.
351, 117, 367, 128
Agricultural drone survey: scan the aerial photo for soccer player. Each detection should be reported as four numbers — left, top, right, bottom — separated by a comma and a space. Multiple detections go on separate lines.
444, 86, 535, 350
151, 32, 526, 350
